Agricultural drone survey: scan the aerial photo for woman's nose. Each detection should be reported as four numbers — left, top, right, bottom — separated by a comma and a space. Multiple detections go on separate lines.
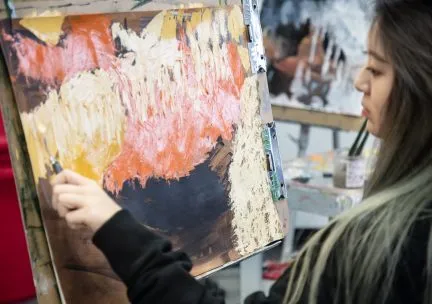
354, 67, 370, 94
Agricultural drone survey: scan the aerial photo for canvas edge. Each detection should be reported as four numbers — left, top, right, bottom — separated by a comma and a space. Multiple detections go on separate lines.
195, 240, 283, 280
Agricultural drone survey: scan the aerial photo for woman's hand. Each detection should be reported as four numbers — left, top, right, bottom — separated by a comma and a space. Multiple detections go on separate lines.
51, 170, 122, 233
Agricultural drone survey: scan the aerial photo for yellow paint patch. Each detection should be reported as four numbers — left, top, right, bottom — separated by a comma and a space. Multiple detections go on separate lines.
184, 9, 211, 36
237, 45, 251, 72
161, 13, 177, 39
62, 132, 123, 181
228, 5, 244, 42
189, 11, 202, 31
22, 126, 46, 183
19, 15, 65, 46
202, 8, 212, 23
67, 148, 99, 181
176, 10, 184, 23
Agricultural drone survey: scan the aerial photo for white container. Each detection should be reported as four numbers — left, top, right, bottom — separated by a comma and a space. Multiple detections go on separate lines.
333, 148, 366, 189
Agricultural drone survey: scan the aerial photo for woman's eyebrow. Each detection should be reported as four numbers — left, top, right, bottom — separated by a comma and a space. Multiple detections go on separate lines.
363, 49, 389, 63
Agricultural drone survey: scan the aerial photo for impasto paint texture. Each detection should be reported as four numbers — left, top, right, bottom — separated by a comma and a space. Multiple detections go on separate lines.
6, 15, 116, 85
0, 6, 283, 302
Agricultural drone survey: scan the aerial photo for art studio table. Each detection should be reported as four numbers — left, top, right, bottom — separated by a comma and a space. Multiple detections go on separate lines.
240, 150, 367, 301
281, 151, 367, 260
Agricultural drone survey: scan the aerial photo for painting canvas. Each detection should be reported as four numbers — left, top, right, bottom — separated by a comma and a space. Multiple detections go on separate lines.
0, 6, 284, 303
260, 0, 370, 116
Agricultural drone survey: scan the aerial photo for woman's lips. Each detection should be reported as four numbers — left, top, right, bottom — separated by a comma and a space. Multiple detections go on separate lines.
361, 106, 370, 118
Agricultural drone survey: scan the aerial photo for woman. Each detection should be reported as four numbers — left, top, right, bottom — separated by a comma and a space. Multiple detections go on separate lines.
51, 1, 432, 303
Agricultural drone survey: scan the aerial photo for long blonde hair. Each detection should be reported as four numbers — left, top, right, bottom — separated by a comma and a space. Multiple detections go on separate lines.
283, 1, 432, 303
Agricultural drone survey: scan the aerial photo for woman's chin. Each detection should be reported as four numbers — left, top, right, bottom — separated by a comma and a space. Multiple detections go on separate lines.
366, 121, 380, 138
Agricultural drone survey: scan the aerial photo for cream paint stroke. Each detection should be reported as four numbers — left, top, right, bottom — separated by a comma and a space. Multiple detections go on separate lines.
228, 75, 283, 255
21, 70, 125, 182
102, 8, 249, 192
110, 8, 248, 123
228, 4, 244, 43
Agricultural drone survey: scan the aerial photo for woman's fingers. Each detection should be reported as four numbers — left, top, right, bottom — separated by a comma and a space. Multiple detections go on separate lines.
50, 169, 121, 233
52, 169, 94, 186
51, 171, 96, 213
57, 203, 71, 218
52, 184, 85, 210
56, 193, 87, 217
65, 208, 88, 230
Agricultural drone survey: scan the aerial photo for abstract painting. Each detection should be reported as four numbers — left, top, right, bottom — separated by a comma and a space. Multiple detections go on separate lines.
0, 6, 284, 302
260, 0, 370, 115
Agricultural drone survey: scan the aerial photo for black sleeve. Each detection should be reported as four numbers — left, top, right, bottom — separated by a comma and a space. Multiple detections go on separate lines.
244, 268, 291, 304
92, 210, 224, 304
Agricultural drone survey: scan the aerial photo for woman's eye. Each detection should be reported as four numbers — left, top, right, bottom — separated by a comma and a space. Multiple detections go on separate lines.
366, 67, 381, 76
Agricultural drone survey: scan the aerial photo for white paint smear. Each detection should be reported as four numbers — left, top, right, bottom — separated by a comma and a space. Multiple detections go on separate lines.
229, 75, 284, 255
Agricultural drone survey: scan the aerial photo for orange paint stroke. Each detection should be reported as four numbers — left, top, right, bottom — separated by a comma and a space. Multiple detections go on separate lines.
227, 42, 245, 92
103, 28, 246, 193
6, 15, 116, 85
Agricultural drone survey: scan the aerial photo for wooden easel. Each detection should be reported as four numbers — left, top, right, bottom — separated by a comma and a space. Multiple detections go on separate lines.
272, 104, 363, 156
272, 105, 363, 132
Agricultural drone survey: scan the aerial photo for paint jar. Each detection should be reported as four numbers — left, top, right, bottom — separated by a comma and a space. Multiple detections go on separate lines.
333, 148, 366, 189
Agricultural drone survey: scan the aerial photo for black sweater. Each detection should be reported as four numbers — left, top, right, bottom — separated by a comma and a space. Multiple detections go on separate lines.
93, 210, 427, 304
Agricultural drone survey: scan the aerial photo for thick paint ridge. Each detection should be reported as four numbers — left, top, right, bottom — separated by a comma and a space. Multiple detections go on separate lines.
103, 7, 246, 193
18, 7, 249, 192
7, 15, 116, 86
228, 75, 283, 255
20, 70, 126, 182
